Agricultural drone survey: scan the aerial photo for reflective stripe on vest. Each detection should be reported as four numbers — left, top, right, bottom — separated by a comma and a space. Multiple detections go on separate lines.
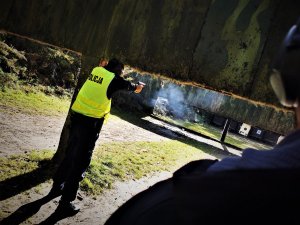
71, 67, 115, 118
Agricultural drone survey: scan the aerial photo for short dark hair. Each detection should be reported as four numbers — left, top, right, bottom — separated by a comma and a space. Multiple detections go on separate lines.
104, 58, 124, 71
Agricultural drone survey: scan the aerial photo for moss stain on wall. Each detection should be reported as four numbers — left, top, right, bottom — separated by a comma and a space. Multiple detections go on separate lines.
219, 0, 270, 93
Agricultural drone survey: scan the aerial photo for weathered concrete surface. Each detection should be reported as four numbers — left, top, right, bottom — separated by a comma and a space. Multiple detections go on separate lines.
118, 72, 295, 135
249, 0, 300, 103
191, 0, 276, 96
1, 0, 300, 105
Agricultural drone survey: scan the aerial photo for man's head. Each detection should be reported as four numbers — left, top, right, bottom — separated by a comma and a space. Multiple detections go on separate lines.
104, 58, 124, 76
99, 58, 108, 67
270, 18, 300, 108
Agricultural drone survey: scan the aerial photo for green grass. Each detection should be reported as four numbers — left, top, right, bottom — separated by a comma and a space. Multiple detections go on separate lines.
154, 115, 271, 150
83, 140, 212, 194
184, 122, 250, 148
0, 150, 53, 182
0, 86, 222, 196
0, 140, 214, 196
186, 123, 271, 149
0, 86, 71, 116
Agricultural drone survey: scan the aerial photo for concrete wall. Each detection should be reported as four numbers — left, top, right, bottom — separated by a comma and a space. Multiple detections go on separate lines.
1, 0, 300, 104
1, 0, 299, 134
118, 72, 294, 135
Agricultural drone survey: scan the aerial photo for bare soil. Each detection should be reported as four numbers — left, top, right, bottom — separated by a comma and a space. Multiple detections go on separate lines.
0, 107, 173, 158
0, 107, 231, 224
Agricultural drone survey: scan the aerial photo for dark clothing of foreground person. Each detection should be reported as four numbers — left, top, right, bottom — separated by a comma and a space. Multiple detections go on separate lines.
104, 18, 300, 225
48, 58, 144, 215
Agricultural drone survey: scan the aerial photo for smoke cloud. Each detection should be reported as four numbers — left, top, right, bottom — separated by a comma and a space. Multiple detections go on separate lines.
153, 82, 188, 119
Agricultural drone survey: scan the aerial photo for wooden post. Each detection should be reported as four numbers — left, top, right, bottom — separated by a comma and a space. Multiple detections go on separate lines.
220, 119, 231, 143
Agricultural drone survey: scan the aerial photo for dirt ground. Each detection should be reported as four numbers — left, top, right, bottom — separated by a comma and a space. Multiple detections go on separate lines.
0, 106, 233, 224
0, 106, 174, 158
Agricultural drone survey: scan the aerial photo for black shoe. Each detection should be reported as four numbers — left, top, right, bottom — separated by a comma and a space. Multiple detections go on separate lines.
47, 183, 64, 198
55, 200, 80, 216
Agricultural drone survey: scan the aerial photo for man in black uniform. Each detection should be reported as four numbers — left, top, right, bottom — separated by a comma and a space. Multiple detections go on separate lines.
48, 58, 144, 215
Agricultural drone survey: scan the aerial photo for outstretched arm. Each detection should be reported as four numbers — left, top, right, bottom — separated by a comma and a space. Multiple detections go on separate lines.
107, 76, 144, 99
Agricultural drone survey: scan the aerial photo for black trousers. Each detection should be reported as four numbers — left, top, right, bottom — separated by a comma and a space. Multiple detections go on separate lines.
53, 112, 104, 202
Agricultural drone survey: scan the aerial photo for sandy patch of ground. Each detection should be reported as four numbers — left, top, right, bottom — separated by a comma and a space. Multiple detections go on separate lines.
0, 107, 233, 224
0, 110, 65, 157
0, 109, 174, 158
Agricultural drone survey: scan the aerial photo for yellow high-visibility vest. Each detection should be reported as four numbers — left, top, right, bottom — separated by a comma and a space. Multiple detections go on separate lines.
71, 67, 115, 118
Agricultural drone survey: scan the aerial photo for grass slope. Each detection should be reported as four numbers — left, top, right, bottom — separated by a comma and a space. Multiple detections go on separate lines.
0, 86, 71, 116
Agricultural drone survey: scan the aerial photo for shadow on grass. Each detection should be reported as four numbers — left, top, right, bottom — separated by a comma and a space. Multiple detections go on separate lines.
0, 160, 59, 224
111, 107, 238, 159
0, 107, 237, 224
1, 108, 229, 201
0, 160, 54, 201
